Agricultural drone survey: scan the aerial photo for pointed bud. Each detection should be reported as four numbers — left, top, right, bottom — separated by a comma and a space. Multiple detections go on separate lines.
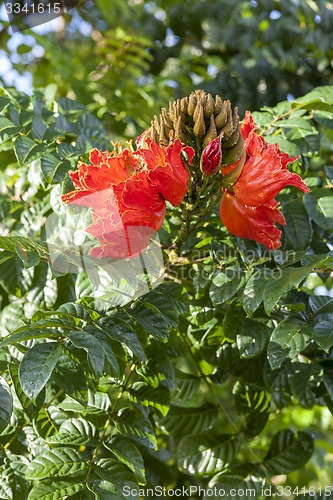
193, 106, 206, 137
188, 93, 197, 116
200, 136, 222, 176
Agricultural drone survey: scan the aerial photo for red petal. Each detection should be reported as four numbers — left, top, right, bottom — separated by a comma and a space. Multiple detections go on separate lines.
240, 111, 256, 139
233, 132, 309, 206
148, 139, 190, 206
220, 191, 285, 250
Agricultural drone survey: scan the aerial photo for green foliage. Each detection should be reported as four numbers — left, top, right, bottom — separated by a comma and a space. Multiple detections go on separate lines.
1, 79, 333, 497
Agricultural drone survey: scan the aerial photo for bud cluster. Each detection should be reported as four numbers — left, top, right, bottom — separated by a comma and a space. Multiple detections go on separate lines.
146, 90, 244, 168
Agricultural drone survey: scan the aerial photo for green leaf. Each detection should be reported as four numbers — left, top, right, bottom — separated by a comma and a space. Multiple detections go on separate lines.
304, 189, 333, 230
267, 318, 313, 370
242, 271, 272, 316
9, 364, 42, 420
68, 327, 119, 376
263, 430, 314, 474
91, 457, 138, 494
27, 478, 84, 500
14, 135, 46, 166
26, 448, 88, 480
288, 362, 323, 408
209, 268, 248, 305
293, 86, 333, 111
1, 328, 60, 349
313, 321, 333, 353
173, 370, 201, 402
45, 418, 98, 447
115, 407, 157, 449
177, 433, 239, 476
283, 200, 312, 250
19, 343, 62, 400
41, 154, 72, 184
205, 463, 264, 498
0, 235, 47, 258
100, 316, 146, 360
33, 407, 59, 439
129, 302, 171, 342
263, 256, 325, 313
273, 117, 314, 131
0, 378, 13, 434
0, 114, 23, 140
236, 319, 271, 359
233, 382, 270, 437
309, 295, 333, 316
104, 435, 146, 483
15, 243, 41, 268
264, 135, 299, 157
161, 403, 218, 437
128, 382, 170, 416
31, 116, 47, 141
313, 109, 333, 130
0, 456, 15, 499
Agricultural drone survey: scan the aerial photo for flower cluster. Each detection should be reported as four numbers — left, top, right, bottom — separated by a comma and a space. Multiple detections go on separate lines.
62, 138, 193, 258
62, 101, 309, 258
217, 112, 309, 249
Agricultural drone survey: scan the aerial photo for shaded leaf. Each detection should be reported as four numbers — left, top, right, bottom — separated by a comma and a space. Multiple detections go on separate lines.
177, 433, 239, 476
104, 435, 146, 483
263, 430, 314, 474
0, 378, 13, 434
233, 382, 270, 437
161, 403, 218, 437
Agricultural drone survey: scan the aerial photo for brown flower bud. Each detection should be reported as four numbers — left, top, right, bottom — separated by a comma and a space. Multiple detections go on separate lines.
204, 93, 215, 119
203, 114, 218, 149
214, 95, 223, 115
193, 106, 206, 137
188, 93, 197, 116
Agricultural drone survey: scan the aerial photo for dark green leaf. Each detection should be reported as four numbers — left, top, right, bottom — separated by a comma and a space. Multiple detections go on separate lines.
104, 435, 146, 483
242, 271, 272, 316
267, 318, 313, 369
0, 378, 13, 434
288, 363, 323, 408
161, 403, 218, 437
129, 302, 171, 342
304, 189, 333, 230
263, 257, 325, 313
14, 135, 46, 165
236, 319, 271, 359
283, 200, 312, 250
263, 430, 314, 474
233, 382, 270, 437
313, 321, 333, 353
205, 463, 264, 498
115, 407, 157, 449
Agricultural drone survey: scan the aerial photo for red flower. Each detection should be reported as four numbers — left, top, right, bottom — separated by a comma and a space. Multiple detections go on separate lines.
62, 139, 191, 258
220, 112, 309, 250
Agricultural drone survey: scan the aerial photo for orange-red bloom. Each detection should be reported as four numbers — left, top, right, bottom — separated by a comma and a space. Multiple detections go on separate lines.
62, 138, 191, 259
220, 112, 309, 250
